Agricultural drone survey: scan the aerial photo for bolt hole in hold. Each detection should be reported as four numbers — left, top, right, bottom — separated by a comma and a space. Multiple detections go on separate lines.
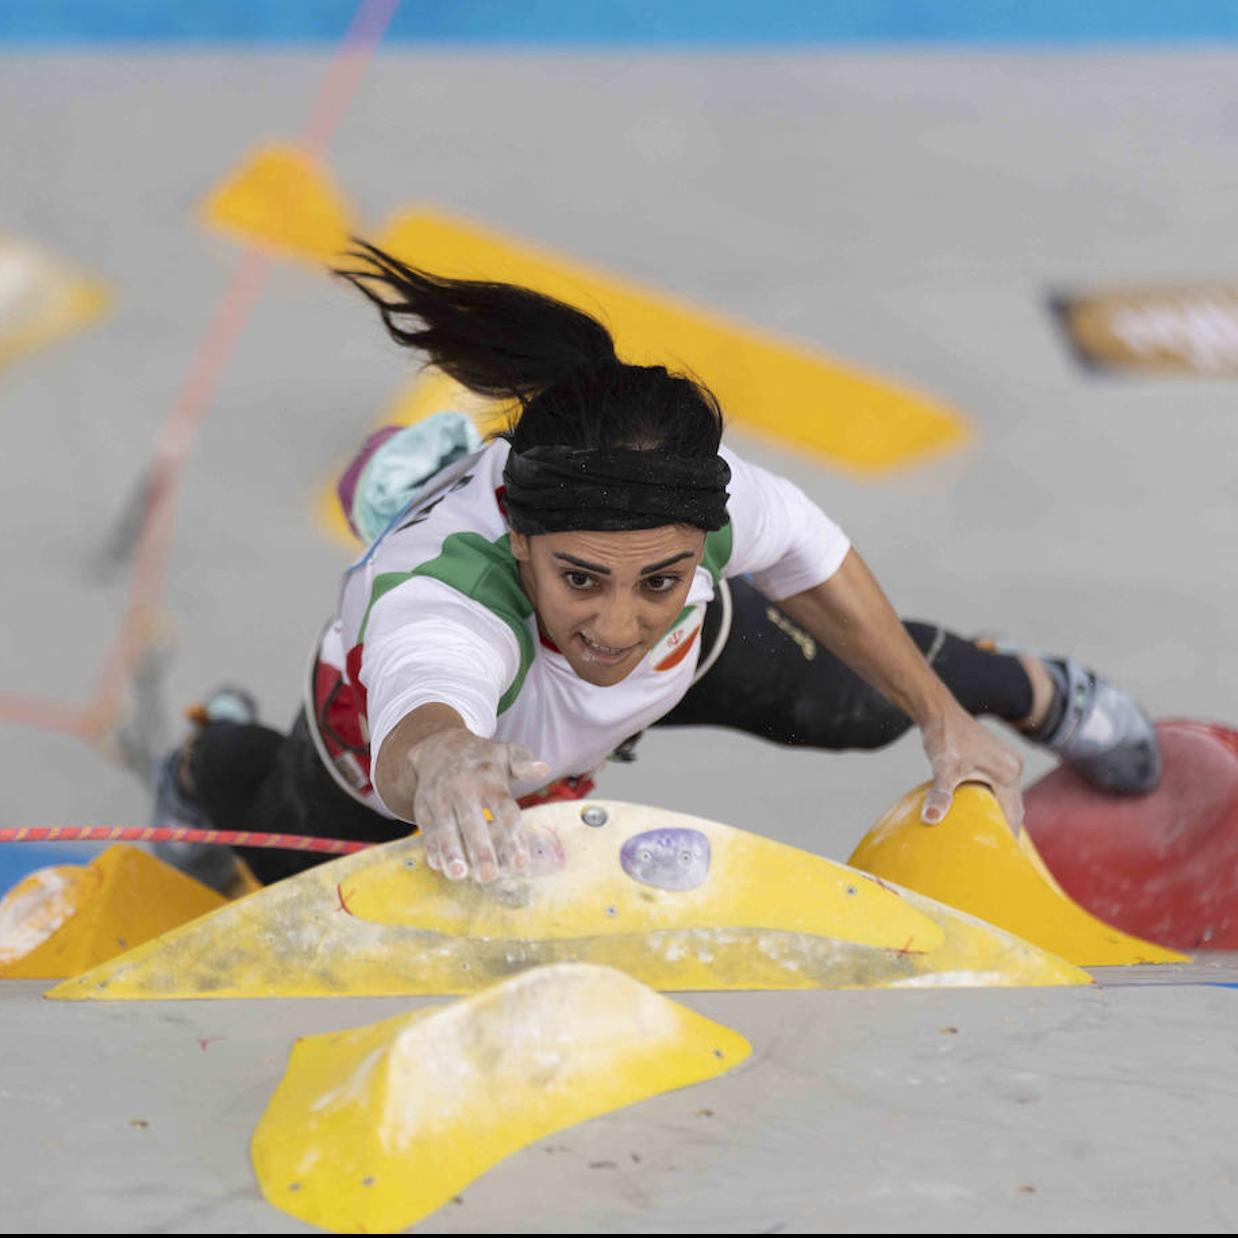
846, 885, 857, 895
581, 805, 609, 827
620, 829, 711, 891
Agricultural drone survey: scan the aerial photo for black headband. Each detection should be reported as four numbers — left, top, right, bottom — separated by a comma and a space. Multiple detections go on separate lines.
502, 445, 731, 534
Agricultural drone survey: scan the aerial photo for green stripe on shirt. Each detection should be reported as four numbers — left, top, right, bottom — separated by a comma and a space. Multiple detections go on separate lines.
358, 532, 535, 716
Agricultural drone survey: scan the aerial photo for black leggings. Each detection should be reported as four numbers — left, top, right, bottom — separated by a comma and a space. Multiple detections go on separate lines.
655, 577, 1032, 747
191, 578, 1033, 883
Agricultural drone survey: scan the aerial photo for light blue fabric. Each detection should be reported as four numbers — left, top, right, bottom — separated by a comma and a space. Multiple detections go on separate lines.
352, 411, 483, 545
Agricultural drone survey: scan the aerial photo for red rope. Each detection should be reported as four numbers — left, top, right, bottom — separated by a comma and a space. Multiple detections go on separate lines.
0, 825, 371, 856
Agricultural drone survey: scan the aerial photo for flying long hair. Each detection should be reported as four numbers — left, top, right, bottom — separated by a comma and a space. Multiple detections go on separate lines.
335, 240, 723, 459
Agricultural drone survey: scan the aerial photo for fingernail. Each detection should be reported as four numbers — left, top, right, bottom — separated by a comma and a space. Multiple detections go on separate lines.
447, 860, 468, 880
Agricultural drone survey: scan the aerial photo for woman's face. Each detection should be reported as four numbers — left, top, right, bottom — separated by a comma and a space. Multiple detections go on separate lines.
510, 524, 706, 687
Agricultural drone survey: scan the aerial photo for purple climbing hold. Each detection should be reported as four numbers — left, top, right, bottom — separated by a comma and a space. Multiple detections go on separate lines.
620, 828, 711, 892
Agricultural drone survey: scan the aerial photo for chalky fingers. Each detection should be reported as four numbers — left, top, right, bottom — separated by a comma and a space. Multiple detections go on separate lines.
456, 800, 500, 884
489, 794, 529, 874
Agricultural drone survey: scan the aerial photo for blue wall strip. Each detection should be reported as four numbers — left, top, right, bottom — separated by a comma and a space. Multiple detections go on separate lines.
0, 845, 101, 895
4, 1, 1238, 45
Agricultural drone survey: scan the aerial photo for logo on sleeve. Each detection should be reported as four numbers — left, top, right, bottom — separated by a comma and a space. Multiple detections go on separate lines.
650, 605, 704, 672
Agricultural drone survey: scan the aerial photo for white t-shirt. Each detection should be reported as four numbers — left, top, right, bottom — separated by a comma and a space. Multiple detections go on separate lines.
313, 439, 850, 818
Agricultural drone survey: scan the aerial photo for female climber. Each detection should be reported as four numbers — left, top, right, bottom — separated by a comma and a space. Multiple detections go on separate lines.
153, 243, 1161, 890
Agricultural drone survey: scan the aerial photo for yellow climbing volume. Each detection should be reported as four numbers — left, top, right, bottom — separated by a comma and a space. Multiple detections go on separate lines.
252, 963, 750, 1233
49, 800, 1089, 999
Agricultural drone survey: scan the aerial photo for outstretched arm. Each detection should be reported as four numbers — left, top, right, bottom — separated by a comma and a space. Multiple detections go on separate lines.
774, 548, 1025, 831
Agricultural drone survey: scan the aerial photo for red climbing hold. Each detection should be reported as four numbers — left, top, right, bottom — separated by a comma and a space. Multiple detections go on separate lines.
1024, 719, 1238, 950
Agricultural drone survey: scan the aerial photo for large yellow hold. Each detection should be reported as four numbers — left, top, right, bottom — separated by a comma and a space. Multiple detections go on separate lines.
204, 140, 968, 473
252, 963, 750, 1233
0, 845, 226, 979
342, 797, 937, 949
847, 784, 1188, 967
49, 800, 1088, 1000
